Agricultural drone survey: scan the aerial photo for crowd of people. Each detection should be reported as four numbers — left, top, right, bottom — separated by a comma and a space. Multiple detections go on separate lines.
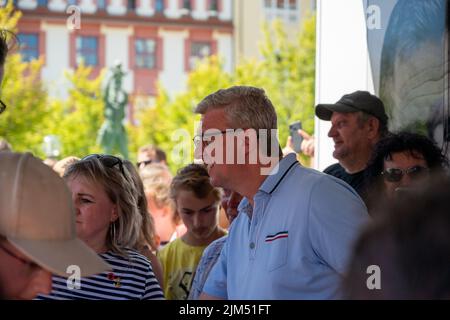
1, 28, 450, 300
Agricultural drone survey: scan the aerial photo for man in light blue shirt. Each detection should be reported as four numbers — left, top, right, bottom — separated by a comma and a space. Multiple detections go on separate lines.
194, 86, 369, 299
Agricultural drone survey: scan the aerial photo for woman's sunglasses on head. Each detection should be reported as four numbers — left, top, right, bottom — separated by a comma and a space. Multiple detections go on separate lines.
81, 154, 125, 175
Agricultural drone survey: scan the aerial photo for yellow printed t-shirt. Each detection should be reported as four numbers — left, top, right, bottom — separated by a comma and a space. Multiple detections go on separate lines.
158, 238, 207, 300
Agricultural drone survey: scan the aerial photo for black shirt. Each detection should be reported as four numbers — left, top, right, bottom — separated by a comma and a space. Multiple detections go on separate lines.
323, 163, 367, 197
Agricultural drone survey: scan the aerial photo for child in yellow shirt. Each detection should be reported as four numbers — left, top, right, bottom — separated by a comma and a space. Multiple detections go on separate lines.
158, 164, 227, 300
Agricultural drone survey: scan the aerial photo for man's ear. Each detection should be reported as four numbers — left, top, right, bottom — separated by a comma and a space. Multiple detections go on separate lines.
366, 117, 380, 140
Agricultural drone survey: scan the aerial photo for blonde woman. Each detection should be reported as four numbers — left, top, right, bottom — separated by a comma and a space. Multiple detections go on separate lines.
123, 160, 164, 287
158, 164, 226, 300
38, 154, 164, 300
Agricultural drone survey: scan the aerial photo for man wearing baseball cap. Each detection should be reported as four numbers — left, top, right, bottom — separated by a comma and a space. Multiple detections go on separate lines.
0, 152, 110, 299
315, 90, 389, 196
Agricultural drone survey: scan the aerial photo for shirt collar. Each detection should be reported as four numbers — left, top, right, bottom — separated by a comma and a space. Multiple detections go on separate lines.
238, 197, 253, 219
237, 154, 299, 219
259, 153, 299, 194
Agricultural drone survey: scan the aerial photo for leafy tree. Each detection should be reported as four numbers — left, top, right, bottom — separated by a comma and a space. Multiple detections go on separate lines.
46, 63, 105, 158
0, 54, 49, 156
257, 15, 316, 145
0, 1, 50, 156
130, 56, 232, 172
0, 1, 106, 159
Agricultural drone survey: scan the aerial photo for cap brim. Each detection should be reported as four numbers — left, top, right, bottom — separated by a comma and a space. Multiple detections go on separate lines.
9, 237, 111, 277
315, 103, 358, 121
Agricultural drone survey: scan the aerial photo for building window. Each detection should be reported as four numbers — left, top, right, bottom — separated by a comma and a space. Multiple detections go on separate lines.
135, 39, 156, 69
189, 41, 211, 69
76, 36, 98, 66
155, 0, 164, 13
128, 0, 136, 11
209, 0, 218, 11
18, 33, 39, 62
264, 0, 299, 22
182, 0, 191, 10
97, 0, 106, 10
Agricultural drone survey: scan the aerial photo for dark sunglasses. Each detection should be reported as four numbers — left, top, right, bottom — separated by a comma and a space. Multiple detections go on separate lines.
81, 154, 125, 175
0, 99, 6, 114
382, 166, 429, 183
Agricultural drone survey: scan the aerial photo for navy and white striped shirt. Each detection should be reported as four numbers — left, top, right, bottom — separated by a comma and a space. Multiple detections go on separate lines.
37, 248, 164, 300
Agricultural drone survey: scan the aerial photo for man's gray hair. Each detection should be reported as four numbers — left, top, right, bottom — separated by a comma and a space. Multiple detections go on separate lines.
195, 86, 278, 130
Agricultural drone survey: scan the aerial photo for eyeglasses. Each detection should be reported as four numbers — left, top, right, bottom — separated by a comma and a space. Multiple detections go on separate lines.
0, 242, 40, 270
136, 159, 156, 168
382, 166, 429, 183
0, 99, 6, 114
193, 130, 230, 148
81, 154, 125, 175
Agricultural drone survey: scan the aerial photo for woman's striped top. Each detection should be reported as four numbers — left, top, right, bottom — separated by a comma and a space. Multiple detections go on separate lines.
37, 248, 164, 300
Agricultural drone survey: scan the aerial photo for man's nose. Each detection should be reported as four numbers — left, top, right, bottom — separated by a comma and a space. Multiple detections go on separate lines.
399, 174, 413, 187
328, 124, 337, 138
192, 213, 201, 228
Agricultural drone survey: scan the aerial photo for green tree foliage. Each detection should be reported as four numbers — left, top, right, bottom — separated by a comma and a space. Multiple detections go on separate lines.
0, 0, 21, 32
0, 55, 49, 156
130, 56, 233, 171
0, 0, 105, 158
47, 63, 105, 158
0, 1, 50, 156
133, 15, 316, 172
257, 15, 316, 144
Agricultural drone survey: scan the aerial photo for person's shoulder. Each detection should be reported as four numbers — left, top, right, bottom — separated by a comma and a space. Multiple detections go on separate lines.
203, 236, 227, 256
105, 248, 151, 265
323, 163, 343, 174
280, 163, 330, 192
124, 248, 151, 263
158, 238, 183, 256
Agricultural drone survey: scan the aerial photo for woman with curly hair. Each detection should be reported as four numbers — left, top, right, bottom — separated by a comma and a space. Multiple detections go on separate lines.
363, 132, 448, 214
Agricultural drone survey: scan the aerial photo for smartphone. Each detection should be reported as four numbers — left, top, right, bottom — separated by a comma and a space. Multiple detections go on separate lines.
289, 121, 303, 153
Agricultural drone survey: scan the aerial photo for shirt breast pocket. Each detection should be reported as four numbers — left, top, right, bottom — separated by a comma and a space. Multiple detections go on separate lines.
266, 237, 288, 272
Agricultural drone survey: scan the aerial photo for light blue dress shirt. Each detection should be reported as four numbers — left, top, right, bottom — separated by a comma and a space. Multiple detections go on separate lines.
203, 153, 369, 299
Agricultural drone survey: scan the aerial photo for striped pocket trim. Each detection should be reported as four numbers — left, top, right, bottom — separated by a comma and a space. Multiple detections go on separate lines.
265, 231, 288, 242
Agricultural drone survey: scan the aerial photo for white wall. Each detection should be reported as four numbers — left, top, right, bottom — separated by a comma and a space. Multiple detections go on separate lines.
101, 26, 133, 93
18, 0, 37, 10
165, 0, 182, 18
314, 0, 374, 170
219, 0, 232, 20
136, 0, 155, 16
41, 23, 70, 99
158, 29, 188, 94
213, 31, 233, 73
192, 0, 208, 20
